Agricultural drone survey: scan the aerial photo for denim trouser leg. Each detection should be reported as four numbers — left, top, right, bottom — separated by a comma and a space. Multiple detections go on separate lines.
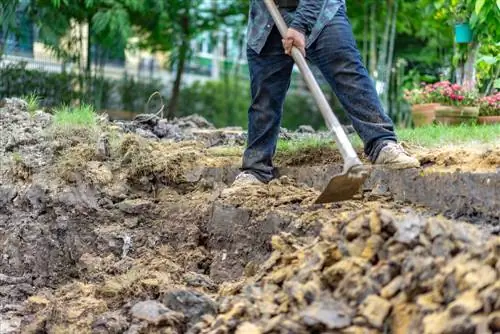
242, 28, 294, 182
307, 6, 397, 160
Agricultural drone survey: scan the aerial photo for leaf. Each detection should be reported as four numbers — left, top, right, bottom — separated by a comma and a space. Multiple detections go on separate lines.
495, 79, 500, 89
497, 0, 500, 11
475, 0, 485, 14
478, 55, 498, 65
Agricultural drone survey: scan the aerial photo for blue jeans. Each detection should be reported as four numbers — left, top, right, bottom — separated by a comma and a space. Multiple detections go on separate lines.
242, 5, 397, 182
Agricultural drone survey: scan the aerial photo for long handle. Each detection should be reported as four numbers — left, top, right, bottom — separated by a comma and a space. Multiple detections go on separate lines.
263, 0, 362, 169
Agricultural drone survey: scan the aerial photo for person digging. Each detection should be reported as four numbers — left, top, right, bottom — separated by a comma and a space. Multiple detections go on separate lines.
232, 0, 420, 188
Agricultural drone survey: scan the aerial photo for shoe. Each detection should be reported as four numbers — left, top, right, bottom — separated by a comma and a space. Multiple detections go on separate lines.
231, 171, 264, 187
374, 142, 420, 169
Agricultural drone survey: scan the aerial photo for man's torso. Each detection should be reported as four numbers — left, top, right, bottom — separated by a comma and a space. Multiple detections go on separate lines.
247, 0, 345, 54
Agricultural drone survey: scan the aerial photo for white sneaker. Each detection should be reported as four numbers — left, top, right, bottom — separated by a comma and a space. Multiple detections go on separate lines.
231, 171, 264, 187
374, 142, 420, 169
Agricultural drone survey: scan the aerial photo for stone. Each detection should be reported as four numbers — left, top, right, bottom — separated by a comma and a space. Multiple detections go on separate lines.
343, 215, 368, 241
488, 312, 500, 332
129, 300, 182, 326
135, 127, 158, 139
183, 272, 218, 291
163, 289, 217, 325
381, 276, 404, 299
394, 216, 425, 245
116, 199, 152, 214
92, 310, 128, 334
323, 258, 367, 286
422, 311, 449, 334
300, 297, 353, 329
359, 295, 392, 329
448, 290, 483, 317
0, 185, 17, 208
391, 303, 417, 334
235, 322, 262, 334
296, 125, 315, 133
95, 134, 110, 161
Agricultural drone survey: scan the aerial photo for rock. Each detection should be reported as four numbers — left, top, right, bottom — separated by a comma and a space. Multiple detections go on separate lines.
300, 297, 353, 329
133, 113, 159, 126
323, 258, 367, 286
92, 310, 129, 334
129, 300, 183, 326
163, 289, 217, 325
381, 276, 404, 299
235, 322, 262, 334
394, 215, 425, 245
0, 185, 17, 208
95, 134, 110, 161
135, 127, 158, 140
297, 125, 315, 133
154, 120, 181, 138
116, 199, 152, 214
183, 272, 218, 291
358, 295, 392, 329
488, 312, 500, 332
447, 290, 483, 317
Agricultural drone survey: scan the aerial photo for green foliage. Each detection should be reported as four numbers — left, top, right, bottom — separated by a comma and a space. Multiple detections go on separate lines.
117, 75, 165, 113
177, 79, 339, 130
52, 104, 97, 127
0, 62, 79, 106
22, 93, 41, 114
177, 79, 250, 128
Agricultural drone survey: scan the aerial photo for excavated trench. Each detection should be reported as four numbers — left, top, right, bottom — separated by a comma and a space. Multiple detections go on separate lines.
0, 98, 499, 333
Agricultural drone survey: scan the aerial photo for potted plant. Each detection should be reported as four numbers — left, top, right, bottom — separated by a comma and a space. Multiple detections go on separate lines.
430, 81, 479, 125
478, 92, 500, 124
403, 85, 440, 127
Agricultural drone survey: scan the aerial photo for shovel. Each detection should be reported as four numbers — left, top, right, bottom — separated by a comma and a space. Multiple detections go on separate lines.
264, 0, 370, 203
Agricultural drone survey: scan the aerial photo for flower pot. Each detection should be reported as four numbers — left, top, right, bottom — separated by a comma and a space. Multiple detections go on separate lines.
455, 23, 472, 43
478, 115, 500, 125
435, 105, 479, 125
411, 103, 439, 127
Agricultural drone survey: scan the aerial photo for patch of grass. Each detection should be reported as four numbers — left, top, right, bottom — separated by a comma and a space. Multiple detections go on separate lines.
22, 93, 41, 114
52, 104, 97, 127
274, 124, 500, 154
395, 124, 500, 147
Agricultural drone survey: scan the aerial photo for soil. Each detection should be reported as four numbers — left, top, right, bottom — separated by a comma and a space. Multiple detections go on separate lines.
0, 98, 499, 334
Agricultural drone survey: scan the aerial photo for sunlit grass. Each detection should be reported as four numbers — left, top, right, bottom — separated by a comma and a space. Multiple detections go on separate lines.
52, 104, 97, 127
22, 93, 41, 114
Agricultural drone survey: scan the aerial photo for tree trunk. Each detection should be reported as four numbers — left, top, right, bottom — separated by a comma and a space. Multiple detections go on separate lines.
369, 1, 377, 77
362, 0, 369, 65
377, 0, 392, 85
462, 42, 479, 91
167, 36, 189, 119
382, 0, 398, 110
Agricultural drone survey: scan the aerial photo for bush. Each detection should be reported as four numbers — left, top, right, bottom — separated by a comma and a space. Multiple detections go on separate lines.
0, 62, 164, 114
178, 78, 345, 130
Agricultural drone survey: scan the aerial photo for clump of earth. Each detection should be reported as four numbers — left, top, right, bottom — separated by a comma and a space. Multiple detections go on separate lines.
0, 98, 499, 334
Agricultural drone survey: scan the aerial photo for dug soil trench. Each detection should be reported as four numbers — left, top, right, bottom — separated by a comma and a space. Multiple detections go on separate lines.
0, 98, 499, 334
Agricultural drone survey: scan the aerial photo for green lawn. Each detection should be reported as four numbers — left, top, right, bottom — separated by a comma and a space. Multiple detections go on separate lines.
278, 123, 500, 154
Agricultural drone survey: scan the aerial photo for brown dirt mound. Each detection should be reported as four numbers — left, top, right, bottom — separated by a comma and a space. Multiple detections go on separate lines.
416, 144, 500, 172
198, 209, 499, 334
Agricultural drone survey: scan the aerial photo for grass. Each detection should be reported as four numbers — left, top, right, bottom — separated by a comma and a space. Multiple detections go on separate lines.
22, 93, 41, 114
52, 104, 97, 128
208, 123, 500, 159
394, 123, 500, 147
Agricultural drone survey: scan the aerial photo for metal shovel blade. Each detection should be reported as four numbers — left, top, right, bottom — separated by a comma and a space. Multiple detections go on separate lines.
314, 165, 370, 204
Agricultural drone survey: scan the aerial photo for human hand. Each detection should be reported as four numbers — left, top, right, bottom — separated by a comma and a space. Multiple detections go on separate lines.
282, 28, 306, 57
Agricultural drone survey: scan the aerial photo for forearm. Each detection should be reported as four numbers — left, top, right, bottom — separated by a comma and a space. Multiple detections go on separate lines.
289, 0, 324, 34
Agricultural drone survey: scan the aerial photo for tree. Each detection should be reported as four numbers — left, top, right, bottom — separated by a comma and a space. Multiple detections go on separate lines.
0, 0, 21, 58
130, 0, 244, 119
